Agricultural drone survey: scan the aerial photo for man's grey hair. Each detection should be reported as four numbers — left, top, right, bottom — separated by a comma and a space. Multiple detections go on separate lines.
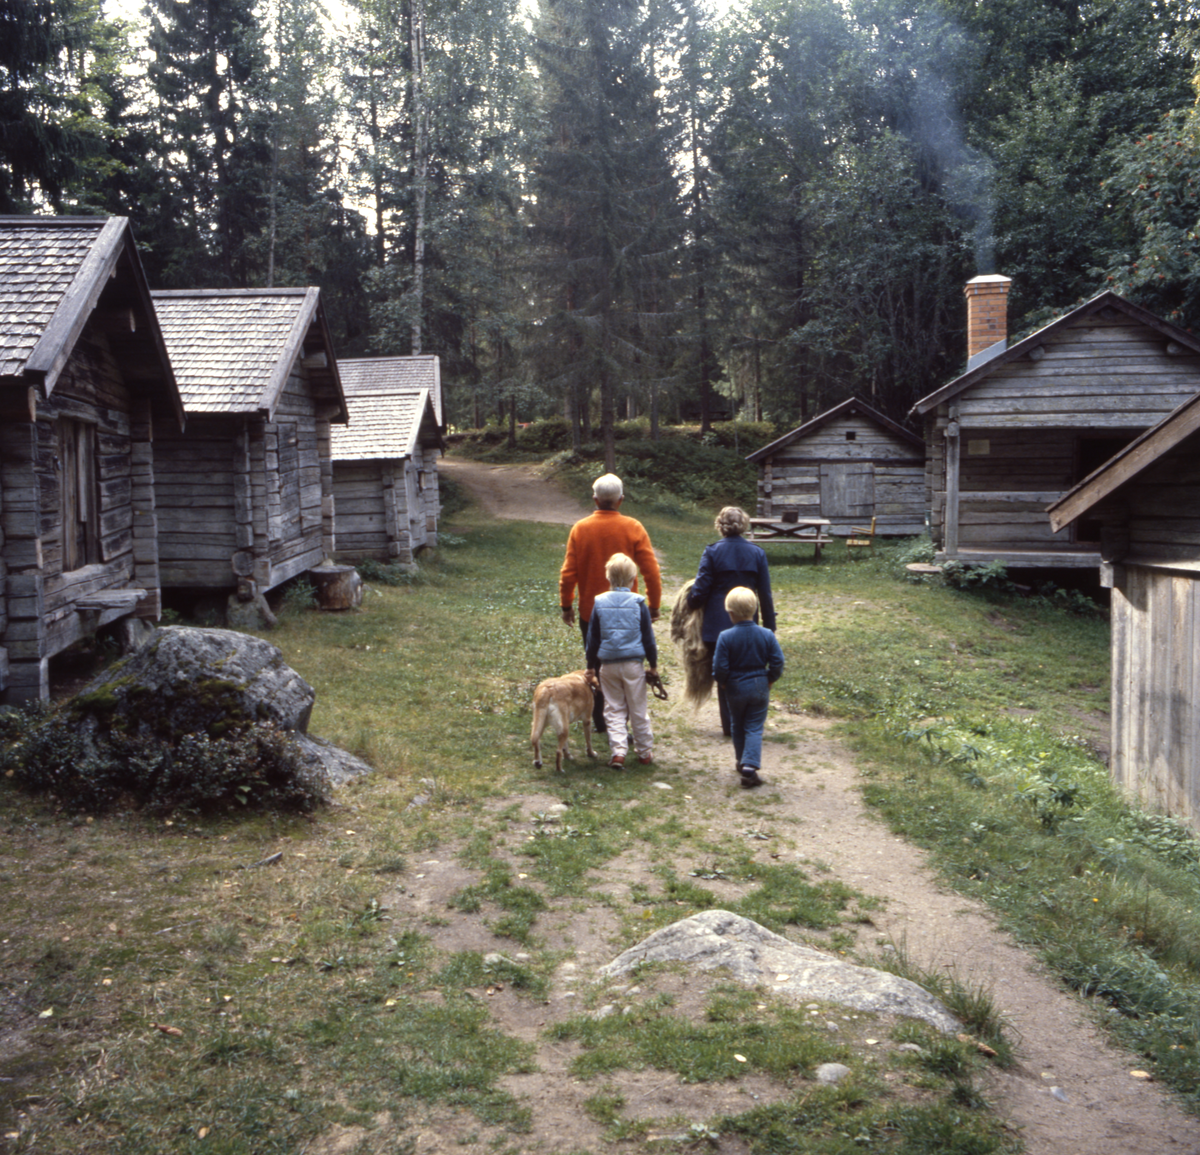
592, 473, 624, 504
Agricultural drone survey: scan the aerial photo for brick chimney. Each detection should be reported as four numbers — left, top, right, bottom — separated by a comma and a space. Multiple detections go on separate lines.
964, 275, 1011, 370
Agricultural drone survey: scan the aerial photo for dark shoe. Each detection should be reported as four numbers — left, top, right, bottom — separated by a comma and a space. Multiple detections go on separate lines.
609, 754, 625, 768
638, 754, 653, 765
739, 769, 763, 788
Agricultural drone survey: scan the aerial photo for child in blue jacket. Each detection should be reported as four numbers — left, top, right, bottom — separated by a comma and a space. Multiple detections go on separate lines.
712, 586, 784, 788
586, 552, 658, 768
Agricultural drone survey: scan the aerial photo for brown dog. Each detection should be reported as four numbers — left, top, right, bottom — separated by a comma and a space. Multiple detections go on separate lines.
530, 670, 597, 772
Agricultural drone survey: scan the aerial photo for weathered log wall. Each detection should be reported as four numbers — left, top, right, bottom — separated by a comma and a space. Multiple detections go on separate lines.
755, 413, 924, 535
1111, 564, 1200, 832
2, 325, 159, 702
332, 443, 440, 563
155, 363, 332, 593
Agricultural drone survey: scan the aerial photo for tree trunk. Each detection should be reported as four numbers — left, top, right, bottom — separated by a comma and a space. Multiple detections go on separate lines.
410, 0, 428, 355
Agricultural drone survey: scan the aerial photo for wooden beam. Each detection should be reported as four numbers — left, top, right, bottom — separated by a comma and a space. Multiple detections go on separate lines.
944, 403, 960, 556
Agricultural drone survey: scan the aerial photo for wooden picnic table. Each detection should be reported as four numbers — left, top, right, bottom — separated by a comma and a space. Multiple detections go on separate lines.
747, 517, 833, 559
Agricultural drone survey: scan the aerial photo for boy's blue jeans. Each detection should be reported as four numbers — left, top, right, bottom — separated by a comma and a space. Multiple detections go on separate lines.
726, 675, 770, 770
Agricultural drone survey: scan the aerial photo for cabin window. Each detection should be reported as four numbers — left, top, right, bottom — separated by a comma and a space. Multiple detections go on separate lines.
58, 417, 100, 571
844, 430, 856, 441
1074, 435, 1134, 544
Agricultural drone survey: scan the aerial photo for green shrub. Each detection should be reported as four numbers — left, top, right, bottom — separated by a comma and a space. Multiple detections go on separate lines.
705, 420, 779, 454
356, 558, 419, 586
277, 575, 318, 616
614, 438, 757, 508
516, 417, 571, 453
941, 559, 1012, 591
2, 702, 328, 815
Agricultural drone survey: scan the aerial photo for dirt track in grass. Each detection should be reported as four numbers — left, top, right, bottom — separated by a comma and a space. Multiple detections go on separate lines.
388, 456, 1200, 1155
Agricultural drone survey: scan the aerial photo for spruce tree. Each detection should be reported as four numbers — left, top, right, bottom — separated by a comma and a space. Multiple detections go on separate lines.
529, 0, 684, 465
143, 0, 270, 286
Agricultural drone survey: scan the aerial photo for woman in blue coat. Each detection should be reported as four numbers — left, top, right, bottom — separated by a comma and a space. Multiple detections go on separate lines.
686, 506, 776, 737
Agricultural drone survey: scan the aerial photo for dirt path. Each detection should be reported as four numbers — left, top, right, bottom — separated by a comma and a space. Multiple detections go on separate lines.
439, 457, 587, 526
392, 459, 1200, 1155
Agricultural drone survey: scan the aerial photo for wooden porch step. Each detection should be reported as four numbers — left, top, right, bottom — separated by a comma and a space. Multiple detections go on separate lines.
75, 589, 145, 612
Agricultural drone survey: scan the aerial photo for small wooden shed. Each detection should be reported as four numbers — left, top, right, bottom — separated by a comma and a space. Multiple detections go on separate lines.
150, 288, 346, 599
1048, 392, 1200, 831
330, 356, 444, 563
0, 216, 184, 702
746, 396, 926, 535
912, 278, 1200, 567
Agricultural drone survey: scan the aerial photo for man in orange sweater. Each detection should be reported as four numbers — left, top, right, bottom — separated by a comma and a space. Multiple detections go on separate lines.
560, 473, 663, 733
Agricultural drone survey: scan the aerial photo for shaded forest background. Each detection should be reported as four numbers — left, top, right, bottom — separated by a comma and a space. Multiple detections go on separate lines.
8, 0, 1200, 450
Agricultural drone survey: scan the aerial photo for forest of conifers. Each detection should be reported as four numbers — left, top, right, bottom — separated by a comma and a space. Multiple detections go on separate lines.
8, 0, 1200, 440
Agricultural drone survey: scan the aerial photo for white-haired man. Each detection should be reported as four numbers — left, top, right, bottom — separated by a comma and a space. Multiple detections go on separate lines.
559, 473, 662, 733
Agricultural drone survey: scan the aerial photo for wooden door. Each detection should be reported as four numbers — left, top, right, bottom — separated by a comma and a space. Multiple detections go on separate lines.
819, 462, 875, 518
58, 418, 98, 571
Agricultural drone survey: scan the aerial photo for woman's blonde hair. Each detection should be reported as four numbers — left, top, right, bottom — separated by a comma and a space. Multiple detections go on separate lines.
724, 586, 758, 621
715, 506, 750, 537
605, 552, 637, 587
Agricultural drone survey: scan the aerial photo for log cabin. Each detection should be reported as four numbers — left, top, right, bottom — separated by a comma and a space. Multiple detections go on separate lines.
911, 278, 1200, 567
329, 356, 444, 564
150, 288, 346, 601
0, 216, 184, 703
745, 396, 925, 536
1048, 391, 1200, 831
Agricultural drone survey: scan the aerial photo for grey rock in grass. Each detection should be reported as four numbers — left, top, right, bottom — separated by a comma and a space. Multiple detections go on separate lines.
72, 626, 373, 785
292, 733, 374, 786
77, 626, 315, 734
599, 910, 959, 1034
815, 1063, 852, 1085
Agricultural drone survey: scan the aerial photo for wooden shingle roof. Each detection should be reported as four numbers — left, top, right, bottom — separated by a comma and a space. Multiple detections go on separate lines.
0, 219, 101, 378
152, 288, 346, 421
333, 355, 442, 425
0, 216, 182, 424
329, 364, 443, 462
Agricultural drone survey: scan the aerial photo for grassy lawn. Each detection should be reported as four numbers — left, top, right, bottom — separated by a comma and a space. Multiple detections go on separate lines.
1, 469, 1198, 1153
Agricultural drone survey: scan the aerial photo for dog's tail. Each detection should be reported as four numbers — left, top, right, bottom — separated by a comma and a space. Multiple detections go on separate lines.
670, 581, 713, 710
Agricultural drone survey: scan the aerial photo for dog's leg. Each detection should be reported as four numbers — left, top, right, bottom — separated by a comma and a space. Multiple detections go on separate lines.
582, 716, 595, 759
531, 700, 545, 769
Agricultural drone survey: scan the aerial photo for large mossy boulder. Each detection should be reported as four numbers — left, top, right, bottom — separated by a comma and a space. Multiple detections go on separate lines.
73, 626, 316, 739
2, 627, 371, 814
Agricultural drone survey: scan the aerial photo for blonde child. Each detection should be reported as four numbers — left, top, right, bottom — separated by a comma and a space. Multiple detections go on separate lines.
712, 586, 784, 787
585, 553, 658, 767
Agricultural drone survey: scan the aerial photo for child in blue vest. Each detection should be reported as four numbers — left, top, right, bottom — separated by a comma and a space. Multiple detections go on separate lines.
712, 586, 785, 788
586, 552, 658, 767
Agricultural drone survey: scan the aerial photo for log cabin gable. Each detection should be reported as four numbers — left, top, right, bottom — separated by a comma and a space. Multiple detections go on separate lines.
0, 217, 177, 701
744, 397, 925, 535
150, 288, 341, 598
1, 217, 183, 430
329, 357, 445, 564
914, 289, 1200, 566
